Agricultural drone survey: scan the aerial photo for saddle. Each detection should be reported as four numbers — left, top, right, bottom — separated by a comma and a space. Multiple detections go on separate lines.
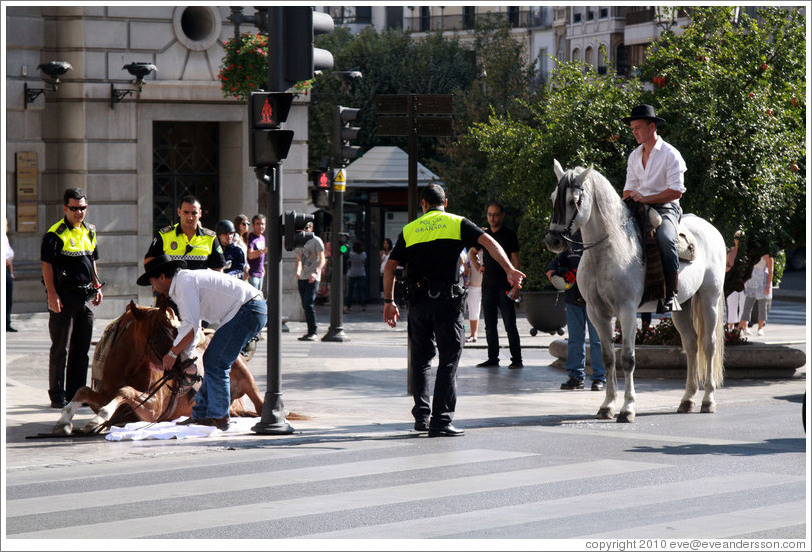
627, 202, 697, 305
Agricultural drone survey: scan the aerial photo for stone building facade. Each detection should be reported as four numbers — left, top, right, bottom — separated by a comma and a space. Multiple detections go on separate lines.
5, 5, 310, 318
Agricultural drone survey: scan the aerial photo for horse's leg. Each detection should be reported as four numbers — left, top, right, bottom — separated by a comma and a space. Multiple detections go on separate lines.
53, 387, 108, 435
695, 293, 723, 413
81, 386, 164, 432
616, 307, 639, 423
228, 356, 264, 417
587, 307, 617, 420
672, 300, 699, 413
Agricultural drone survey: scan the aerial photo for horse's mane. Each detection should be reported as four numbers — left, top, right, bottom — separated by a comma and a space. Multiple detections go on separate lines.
574, 166, 638, 269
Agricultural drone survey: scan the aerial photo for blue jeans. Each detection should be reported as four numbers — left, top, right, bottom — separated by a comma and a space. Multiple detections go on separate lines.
298, 279, 318, 335
192, 298, 267, 420
481, 286, 522, 364
565, 303, 605, 382
248, 275, 263, 293
653, 203, 680, 274
346, 275, 367, 308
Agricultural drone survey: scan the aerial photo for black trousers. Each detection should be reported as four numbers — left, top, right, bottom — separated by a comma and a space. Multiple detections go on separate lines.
481, 286, 522, 364
407, 294, 464, 428
48, 300, 94, 402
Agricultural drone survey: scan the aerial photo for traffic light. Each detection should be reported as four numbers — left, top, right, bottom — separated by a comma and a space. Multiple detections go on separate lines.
281, 7, 334, 89
333, 105, 361, 165
249, 92, 294, 166
310, 169, 331, 209
336, 232, 351, 255
283, 211, 315, 251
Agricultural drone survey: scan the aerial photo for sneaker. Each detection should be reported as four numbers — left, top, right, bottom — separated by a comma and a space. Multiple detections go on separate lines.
465, 335, 477, 343
298, 333, 317, 341
744, 327, 753, 335
591, 380, 605, 391
757, 328, 765, 336
560, 377, 584, 390
476, 359, 500, 368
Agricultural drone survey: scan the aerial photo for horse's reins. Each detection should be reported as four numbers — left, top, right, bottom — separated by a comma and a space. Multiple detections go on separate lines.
553, 172, 610, 250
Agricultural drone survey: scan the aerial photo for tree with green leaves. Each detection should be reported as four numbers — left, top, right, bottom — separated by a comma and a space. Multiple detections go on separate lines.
469, 6, 805, 291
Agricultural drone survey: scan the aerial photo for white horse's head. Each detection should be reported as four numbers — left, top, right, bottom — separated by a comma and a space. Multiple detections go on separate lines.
545, 159, 595, 253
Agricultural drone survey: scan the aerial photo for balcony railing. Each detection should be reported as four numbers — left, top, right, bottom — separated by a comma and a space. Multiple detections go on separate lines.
406, 10, 541, 33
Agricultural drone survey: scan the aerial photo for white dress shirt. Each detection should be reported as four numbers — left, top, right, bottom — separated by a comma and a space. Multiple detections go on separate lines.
624, 135, 686, 204
169, 269, 263, 352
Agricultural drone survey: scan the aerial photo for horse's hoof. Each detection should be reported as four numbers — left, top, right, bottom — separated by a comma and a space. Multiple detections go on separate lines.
617, 412, 635, 423
677, 401, 695, 413
700, 402, 716, 413
53, 423, 72, 435
596, 407, 614, 420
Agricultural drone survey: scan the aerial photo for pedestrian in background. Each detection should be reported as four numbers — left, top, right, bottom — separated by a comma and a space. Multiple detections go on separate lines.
233, 214, 250, 258
382, 184, 525, 437
246, 214, 268, 293
41, 188, 103, 408
295, 221, 326, 341
545, 230, 606, 391
5, 218, 17, 332
464, 247, 483, 343
345, 239, 367, 313
379, 237, 393, 297
725, 231, 745, 331
738, 253, 773, 336
471, 200, 523, 369
216, 219, 248, 279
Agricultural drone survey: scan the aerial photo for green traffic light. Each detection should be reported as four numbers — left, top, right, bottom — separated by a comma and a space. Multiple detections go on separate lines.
339, 244, 350, 254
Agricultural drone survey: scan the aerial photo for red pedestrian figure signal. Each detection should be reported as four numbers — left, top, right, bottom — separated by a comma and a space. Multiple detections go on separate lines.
261, 99, 274, 124
319, 172, 329, 188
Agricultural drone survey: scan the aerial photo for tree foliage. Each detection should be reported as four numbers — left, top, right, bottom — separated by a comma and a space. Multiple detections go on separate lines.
469, 6, 806, 290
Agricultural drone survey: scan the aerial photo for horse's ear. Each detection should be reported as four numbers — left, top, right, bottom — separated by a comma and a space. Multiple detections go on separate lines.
553, 159, 565, 180
577, 164, 594, 186
126, 300, 137, 313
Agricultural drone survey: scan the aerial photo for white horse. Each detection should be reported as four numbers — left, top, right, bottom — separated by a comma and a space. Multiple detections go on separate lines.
545, 160, 727, 422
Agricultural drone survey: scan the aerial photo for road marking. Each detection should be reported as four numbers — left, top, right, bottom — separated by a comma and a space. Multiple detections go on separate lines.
297, 472, 804, 539
9, 459, 663, 538
6, 449, 533, 518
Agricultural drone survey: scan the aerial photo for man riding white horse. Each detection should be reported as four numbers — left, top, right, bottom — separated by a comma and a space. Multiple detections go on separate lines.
622, 104, 687, 313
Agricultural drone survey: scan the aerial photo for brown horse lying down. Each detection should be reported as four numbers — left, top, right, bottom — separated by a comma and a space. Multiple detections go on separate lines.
53, 300, 264, 435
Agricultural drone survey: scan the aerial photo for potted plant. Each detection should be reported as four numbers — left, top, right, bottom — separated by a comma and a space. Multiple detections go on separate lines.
218, 32, 312, 101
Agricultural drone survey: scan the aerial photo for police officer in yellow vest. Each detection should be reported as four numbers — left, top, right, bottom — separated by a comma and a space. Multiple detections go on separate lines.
383, 184, 526, 437
41, 188, 103, 408
144, 194, 226, 271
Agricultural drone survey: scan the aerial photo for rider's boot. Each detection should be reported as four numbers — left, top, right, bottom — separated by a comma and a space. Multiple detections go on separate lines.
659, 271, 682, 313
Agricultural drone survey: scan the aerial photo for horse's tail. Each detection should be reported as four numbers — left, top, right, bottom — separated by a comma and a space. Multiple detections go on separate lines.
692, 292, 725, 388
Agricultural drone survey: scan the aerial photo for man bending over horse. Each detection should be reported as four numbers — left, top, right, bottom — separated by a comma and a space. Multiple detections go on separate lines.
622, 104, 687, 313
137, 255, 267, 430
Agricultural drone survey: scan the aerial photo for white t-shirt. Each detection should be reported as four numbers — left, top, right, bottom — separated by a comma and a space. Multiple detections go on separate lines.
624, 135, 687, 204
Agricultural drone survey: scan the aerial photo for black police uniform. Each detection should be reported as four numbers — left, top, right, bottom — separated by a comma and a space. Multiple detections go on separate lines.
389, 208, 484, 429
41, 217, 100, 406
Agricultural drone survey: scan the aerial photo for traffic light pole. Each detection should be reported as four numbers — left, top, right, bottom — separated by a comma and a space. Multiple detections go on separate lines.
251, 168, 294, 436
322, 165, 349, 342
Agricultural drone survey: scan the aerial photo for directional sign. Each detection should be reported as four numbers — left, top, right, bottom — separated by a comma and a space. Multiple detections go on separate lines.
417, 117, 454, 136
416, 94, 453, 115
376, 94, 410, 114
376, 116, 410, 137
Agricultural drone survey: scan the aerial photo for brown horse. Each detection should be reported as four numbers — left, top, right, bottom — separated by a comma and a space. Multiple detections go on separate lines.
53, 300, 264, 435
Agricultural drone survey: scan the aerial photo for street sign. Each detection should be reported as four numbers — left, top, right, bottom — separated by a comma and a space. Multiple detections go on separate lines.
376, 116, 410, 137
333, 168, 346, 192
416, 94, 453, 114
376, 94, 410, 114
416, 117, 454, 136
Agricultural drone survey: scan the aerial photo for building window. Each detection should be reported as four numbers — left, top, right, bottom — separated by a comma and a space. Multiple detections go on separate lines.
573, 12, 582, 23
587, 10, 594, 21
600, 7, 609, 19
385, 6, 402, 29
420, 7, 431, 32
616, 44, 628, 76
463, 7, 476, 29
330, 7, 372, 25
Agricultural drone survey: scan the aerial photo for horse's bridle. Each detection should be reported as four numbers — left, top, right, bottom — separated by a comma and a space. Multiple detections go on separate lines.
552, 172, 609, 250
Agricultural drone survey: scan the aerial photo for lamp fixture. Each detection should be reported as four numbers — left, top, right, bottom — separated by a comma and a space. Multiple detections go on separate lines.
110, 62, 157, 109
24, 61, 72, 109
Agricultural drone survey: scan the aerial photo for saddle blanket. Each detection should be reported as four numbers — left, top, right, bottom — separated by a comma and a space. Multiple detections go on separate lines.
105, 416, 258, 441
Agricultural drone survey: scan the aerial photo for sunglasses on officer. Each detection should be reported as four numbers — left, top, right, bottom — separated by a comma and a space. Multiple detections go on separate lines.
67, 205, 88, 212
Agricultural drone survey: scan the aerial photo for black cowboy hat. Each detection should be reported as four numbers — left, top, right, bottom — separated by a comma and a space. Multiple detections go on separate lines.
136, 254, 187, 286
622, 104, 666, 127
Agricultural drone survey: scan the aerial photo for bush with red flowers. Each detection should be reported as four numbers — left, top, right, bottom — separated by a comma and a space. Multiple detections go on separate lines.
614, 317, 748, 347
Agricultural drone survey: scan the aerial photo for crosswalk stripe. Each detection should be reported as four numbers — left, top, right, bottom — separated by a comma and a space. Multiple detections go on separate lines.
297, 472, 804, 539
584, 500, 807, 539
10, 459, 665, 538
7, 449, 532, 518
